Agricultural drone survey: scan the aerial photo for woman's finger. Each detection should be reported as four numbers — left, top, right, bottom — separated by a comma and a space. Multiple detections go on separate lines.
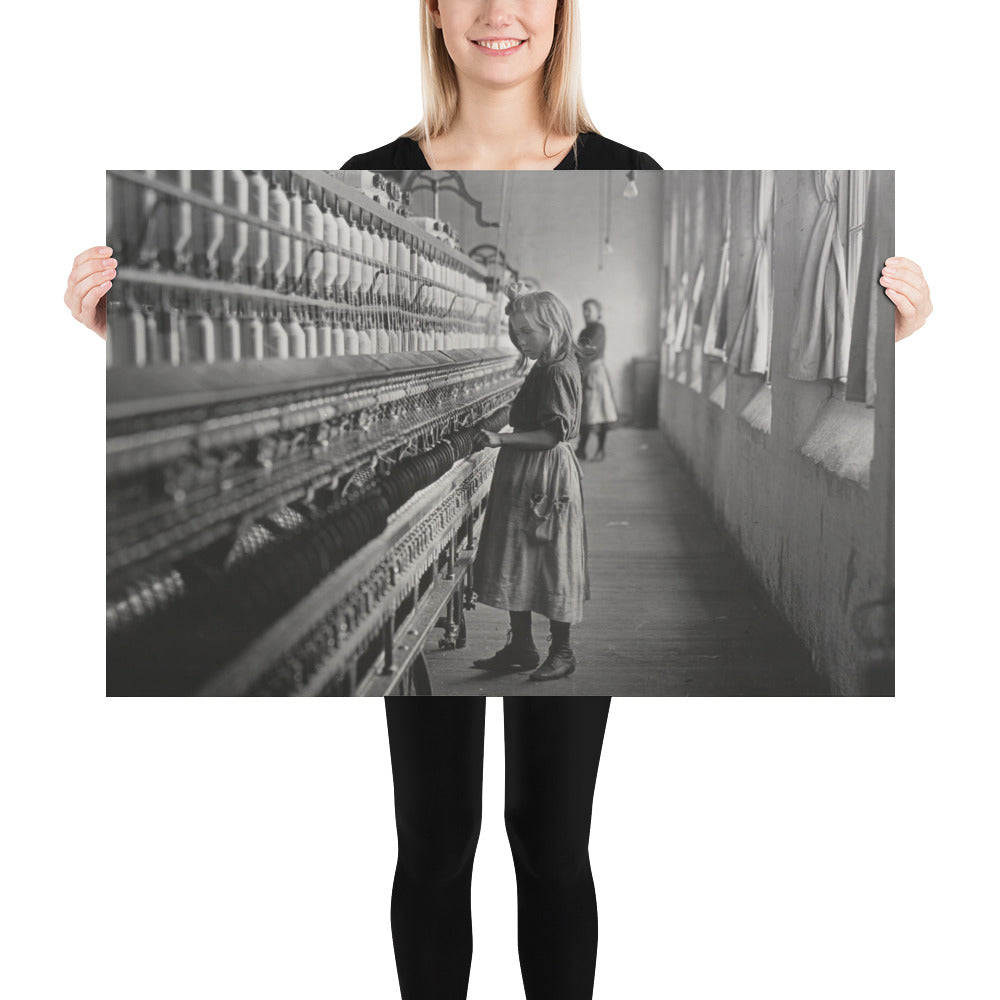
885, 256, 923, 278
69, 267, 116, 305
883, 286, 915, 318
67, 267, 116, 317
882, 261, 928, 297
80, 279, 111, 315
68, 269, 112, 308
71, 273, 113, 321
78, 280, 111, 337
885, 286, 924, 342
879, 273, 924, 305
72, 246, 113, 269
881, 270, 932, 326
69, 256, 117, 288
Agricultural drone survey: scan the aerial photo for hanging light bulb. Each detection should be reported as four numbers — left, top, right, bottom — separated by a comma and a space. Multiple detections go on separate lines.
623, 170, 639, 199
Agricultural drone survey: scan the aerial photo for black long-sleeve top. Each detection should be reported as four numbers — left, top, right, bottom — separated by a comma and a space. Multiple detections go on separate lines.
342, 133, 661, 171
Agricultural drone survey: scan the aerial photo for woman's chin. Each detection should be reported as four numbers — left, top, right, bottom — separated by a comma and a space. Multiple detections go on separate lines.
458, 45, 545, 86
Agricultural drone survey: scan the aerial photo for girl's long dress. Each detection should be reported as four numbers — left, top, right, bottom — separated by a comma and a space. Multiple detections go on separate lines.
578, 321, 619, 426
473, 356, 590, 624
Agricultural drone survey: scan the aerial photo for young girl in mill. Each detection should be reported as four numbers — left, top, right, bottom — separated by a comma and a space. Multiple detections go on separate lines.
473, 287, 591, 682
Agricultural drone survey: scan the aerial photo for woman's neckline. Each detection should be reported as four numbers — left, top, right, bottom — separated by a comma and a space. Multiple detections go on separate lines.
411, 134, 583, 171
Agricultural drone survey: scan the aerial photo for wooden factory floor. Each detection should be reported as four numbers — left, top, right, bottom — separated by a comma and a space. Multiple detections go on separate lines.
423, 428, 829, 697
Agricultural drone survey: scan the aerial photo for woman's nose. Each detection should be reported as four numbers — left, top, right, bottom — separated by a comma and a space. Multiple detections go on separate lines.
480, 1, 515, 29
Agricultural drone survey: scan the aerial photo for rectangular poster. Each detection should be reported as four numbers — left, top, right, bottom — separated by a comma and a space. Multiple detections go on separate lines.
106, 169, 893, 696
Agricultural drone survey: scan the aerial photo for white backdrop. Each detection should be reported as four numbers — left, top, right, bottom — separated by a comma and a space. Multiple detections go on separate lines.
3, 2, 997, 998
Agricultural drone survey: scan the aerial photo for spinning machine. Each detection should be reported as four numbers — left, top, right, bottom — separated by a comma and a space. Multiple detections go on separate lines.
106, 170, 518, 696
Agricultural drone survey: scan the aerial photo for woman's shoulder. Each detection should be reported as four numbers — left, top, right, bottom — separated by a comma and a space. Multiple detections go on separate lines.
566, 133, 661, 170
341, 137, 428, 170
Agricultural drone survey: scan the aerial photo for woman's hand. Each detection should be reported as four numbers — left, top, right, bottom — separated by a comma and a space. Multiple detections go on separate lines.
881, 257, 932, 342
64, 246, 116, 340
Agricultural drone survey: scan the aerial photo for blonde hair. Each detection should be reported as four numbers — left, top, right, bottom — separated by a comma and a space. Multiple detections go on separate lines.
507, 290, 584, 373
404, 0, 599, 148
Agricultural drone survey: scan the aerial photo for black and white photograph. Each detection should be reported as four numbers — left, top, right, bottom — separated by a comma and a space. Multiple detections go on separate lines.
105, 168, 894, 697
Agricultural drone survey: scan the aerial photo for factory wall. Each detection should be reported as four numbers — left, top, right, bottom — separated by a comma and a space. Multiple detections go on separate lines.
413, 171, 664, 422
657, 171, 894, 694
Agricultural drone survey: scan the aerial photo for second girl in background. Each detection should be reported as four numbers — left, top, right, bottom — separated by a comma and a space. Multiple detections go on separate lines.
575, 298, 617, 461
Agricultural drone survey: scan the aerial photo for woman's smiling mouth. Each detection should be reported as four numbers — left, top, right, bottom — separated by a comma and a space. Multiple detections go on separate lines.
471, 38, 527, 54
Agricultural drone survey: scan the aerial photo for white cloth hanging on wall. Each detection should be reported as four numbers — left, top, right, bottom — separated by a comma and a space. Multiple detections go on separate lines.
703, 171, 731, 359
787, 170, 852, 382
661, 176, 681, 373
672, 193, 693, 358
674, 270, 690, 349
723, 170, 774, 375
684, 261, 705, 350
680, 178, 706, 351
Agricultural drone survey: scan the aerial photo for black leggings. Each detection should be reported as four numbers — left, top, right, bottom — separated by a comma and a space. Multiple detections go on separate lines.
385, 696, 612, 1000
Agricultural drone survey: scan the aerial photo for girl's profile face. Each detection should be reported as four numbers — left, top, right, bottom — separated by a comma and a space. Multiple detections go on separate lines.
429, 0, 559, 90
511, 318, 552, 360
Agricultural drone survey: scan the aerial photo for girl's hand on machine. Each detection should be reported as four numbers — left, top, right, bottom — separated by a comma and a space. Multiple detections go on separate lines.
881, 257, 932, 342
475, 430, 502, 449
64, 246, 116, 340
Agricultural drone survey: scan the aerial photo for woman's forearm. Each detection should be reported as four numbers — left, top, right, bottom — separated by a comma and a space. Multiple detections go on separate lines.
498, 428, 561, 451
